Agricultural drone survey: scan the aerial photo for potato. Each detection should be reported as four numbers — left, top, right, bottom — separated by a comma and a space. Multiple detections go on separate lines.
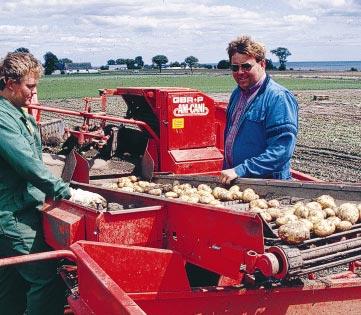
242, 188, 259, 202
280, 207, 295, 216
197, 184, 213, 193
188, 194, 200, 203
133, 185, 145, 193
313, 220, 336, 237
138, 180, 151, 188
306, 202, 323, 212
161, 183, 173, 193
212, 187, 227, 198
278, 222, 310, 245
308, 213, 324, 225
250, 199, 268, 209
213, 187, 233, 201
231, 191, 244, 200
120, 186, 134, 192
165, 191, 178, 198
147, 188, 162, 196
128, 175, 138, 182
229, 185, 240, 193
327, 216, 341, 227
316, 195, 337, 209
268, 199, 280, 208
299, 218, 314, 231
336, 220, 353, 232
266, 207, 283, 220
179, 194, 190, 202
275, 214, 298, 227
324, 208, 336, 218
294, 205, 309, 219
309, 209, 326, 219
199, 195, 215, 204
249, 207, 263, 214
209, 199, 221, 206
259, 211, 272, 222
337, 203, 359, 224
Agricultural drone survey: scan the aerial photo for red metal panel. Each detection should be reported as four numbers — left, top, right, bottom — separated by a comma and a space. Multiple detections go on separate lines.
164, 91, 216, 150
96, 206, 166, 248
71, 242, 146, 315
75, 241, 190, 294
133, 284, 361, 315
170, 147, 223, 162
42, 202, 85, 250
165, 203, 264, 280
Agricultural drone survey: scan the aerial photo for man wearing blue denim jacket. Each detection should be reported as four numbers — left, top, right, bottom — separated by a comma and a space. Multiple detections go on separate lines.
220, 35, 298, 184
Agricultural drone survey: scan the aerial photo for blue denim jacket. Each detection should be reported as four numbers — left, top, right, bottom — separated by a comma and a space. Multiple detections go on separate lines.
224, 75, 298, 179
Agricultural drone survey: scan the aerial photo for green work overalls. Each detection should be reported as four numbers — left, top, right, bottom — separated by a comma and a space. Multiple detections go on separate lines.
0, 97, 71, 315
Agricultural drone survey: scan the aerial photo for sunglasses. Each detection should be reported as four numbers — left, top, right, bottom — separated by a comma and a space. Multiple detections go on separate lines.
231, 63, 255, 72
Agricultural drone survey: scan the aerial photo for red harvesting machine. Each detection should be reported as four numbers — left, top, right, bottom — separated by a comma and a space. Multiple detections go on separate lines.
1, 87, 355, 314
27, 87, 317, 181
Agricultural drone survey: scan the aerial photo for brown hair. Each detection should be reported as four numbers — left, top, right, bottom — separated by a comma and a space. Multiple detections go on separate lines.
0, 52, 43, 90
227, 35, 266, 61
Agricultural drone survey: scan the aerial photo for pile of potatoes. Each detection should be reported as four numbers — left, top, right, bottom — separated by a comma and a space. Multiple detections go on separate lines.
249, 194, 361, 245
106, 176, 261, 206
107, 177, 361, 245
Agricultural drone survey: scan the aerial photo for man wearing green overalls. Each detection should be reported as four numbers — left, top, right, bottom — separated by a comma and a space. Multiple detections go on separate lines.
0, 52, 71, 315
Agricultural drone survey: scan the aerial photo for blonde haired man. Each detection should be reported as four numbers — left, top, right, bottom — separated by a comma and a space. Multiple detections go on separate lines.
0, 52, 71, 315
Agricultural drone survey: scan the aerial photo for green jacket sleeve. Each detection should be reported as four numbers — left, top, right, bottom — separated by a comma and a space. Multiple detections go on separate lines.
0, 114, 71, 200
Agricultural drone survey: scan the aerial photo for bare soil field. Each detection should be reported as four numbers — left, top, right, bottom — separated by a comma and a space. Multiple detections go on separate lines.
42, 88, 361, 184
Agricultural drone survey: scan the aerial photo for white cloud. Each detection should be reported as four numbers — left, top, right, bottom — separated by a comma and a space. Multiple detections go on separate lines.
283, 15, 317, 24
0, 0, 360, 64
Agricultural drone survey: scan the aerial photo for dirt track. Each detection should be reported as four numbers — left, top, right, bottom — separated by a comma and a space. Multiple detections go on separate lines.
42, 89, 361, 183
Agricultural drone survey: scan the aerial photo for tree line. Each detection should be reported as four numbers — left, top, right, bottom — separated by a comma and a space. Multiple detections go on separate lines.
13, 46, 292, 75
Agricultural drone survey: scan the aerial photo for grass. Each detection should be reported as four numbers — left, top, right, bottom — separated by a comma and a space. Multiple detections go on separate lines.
37, 73, 361, 100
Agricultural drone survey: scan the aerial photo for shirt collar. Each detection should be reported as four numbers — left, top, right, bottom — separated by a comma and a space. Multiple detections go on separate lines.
241, 73, 267, 96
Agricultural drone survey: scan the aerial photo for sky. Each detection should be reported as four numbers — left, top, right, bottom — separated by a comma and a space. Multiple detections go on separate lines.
1, 0, 361, 66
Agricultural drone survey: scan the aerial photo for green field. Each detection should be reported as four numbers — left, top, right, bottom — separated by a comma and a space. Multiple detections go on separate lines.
38, 73, 361, 100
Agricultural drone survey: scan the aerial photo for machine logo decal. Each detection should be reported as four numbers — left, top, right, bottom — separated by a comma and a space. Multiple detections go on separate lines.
172, 96, 209, 117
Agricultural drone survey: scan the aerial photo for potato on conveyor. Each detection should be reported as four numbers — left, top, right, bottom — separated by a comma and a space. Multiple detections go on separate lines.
306, 202, 323, 212
298, 218, 313, 232
278, 221, 310, 245
337, 203, 359, 224
259, 211, 272, 222
308, 213, 324, 225
294, 205, 309, 219
327, 216, 341, 226
199, 194, 216, 204
197, 184, 213, 193
242, 188, 259, 202
266, 207, 283, 220
324, 207, 336, 218
336, 220, 353, 232
313, 220, 336, 237
316, 195, 337, 209
120, 186, 134, 192
165, 191, 178, 198
275, 214, 298, 227
268, 199, 280, 208
212, 187, 233, 201
250, 199, 268, 209
147, 188, 162, 196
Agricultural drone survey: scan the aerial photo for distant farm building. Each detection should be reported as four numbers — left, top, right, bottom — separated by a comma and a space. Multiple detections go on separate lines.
64, 62, 98, 74
108, 64, 128, 71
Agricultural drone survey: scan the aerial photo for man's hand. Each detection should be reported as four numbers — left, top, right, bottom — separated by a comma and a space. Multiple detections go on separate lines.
220, 168, 238, 185
69, 188, 107, 210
